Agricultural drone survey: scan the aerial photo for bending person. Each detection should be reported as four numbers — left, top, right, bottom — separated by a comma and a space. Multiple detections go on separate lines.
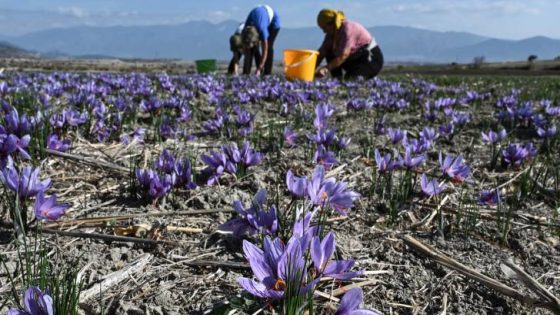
241, 5, 281, 75
315, 9, 383, 80
228, 23, 261, 75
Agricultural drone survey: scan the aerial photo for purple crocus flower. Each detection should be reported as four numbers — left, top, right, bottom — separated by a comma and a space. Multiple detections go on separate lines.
200, 151, 228, 185
148, 173, 175, 199
403, 137, 432, 154
119, 128, 146, 144
63, 108, 88, 126
174, 159, 197, 190
524, 142, 538, 158
239, 141, 263, 167
419, 127, 438, 142
420, 174, 446, 197
237, 236, 319, 299
135, 168, 175, 199
481, 129, 507, 144
7, 286, 54, 315
374, 149, 391, 173
314, 104, 335, 129
537, 126, 557, 138
311, 231, 362, 280
478, 189, 500, 206
308, 129, 337, 146
314, 145, 338, 169
34, 191, 68, 221
502, 144, 529, 167
286, 170, 308, 198
46, 134, 71, 152
0, 165, 52, 199
336, 136, 351, 150
307, 165, 360, 215
335, 288, 380, 315
438, 122, 455, 138
439, 152, 471, 183
155, 149, 176, 174
219, 189, 278, 236
0, 126, 31, 160
401, 147, 425, 169
283, 127, 298, 147
4, 109, 35, 137
386, 128, 407, 145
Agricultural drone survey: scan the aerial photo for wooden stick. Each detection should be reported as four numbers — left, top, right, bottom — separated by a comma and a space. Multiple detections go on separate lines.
44, 208, 234, 229
401, 235, 560, 313
178, 259, 250, 269
40, 228, 179, 246
330, 279, 379, 297
46, 148, 130, 175
79, 253, 153, 302
501, 259, 560, 313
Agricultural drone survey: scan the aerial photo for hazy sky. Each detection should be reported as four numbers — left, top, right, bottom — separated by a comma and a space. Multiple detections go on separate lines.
0, 0, 558, 39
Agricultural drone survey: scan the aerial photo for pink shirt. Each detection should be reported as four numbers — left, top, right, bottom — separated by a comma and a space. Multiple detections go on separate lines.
319, 20, 372, 57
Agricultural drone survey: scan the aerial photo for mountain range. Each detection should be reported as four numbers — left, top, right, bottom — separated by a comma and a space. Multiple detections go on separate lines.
1, 20, 559, 63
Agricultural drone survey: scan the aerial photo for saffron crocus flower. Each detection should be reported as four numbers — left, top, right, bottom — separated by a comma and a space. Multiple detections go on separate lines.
311, 231, 362, 280
1, 126, 31, 160
439, 152, 471, 183
63, 108, 88, 126
314, 145, 338, 169
314, 103, 335, 130
148, 173, 175, 199
502, 144, 529, 167
237, 236, 319, 299
47, 134, 71, 152
286, 170, 308, 198
401, 147, 425, 169
335, 288, 380, 315
439, 122, 455, 138
307, 165, 360, 215
155, 149, 176, 174
419, 127, 438, 142
308, 129, 337, 146
403, 137, 432, 154
239, 141, 263, 167
386, 128, 407, 144
374, 149, 391, 173
420, 174, 446, 197
336, 136, 351, 150
174, 159, 197, 190
478, 189, 500, 206
0, 165, 51, 199
283, 127, 298, 147
135, 168, 175, 199
219, 189, 278, 236
201, 150, 229, 186
7, 286, 54, 315
481, 129, 507, 144
537, 126, 557, 138
34, 191, 68, 221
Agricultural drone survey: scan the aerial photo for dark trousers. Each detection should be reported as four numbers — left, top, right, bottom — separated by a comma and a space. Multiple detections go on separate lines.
243, 27, 279, 75
228, 49, 260, 74
327, 45, 384, 79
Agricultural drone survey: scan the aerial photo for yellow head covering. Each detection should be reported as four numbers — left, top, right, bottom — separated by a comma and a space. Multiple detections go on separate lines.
317, 9, 346, 30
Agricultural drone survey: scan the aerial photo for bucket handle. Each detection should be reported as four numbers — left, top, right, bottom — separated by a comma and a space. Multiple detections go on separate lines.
285, 52, 317, 69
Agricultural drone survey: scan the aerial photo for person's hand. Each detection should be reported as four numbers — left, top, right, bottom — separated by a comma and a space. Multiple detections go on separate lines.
315, 66, 329, 78
255, 68, 262, 76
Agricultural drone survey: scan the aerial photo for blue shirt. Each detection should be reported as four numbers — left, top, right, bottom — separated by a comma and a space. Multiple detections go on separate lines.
244, 5, 281, 40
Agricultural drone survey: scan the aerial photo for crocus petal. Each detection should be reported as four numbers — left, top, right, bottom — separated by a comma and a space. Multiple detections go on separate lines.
337, 287, 363, 315
237, 277, 284, 299
243, 240, 275, 286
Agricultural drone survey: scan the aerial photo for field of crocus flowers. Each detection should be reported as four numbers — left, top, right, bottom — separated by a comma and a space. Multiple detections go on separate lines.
0, 69, 559, 314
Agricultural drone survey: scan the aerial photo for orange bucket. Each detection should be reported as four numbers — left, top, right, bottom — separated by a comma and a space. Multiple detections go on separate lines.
283, 49, 319, 81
